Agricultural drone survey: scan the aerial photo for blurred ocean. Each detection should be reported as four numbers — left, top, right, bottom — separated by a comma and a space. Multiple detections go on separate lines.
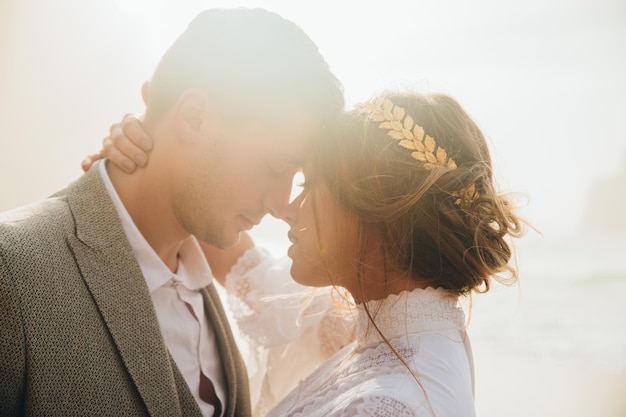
470, 233, 626, 374
468, 233, 626, 416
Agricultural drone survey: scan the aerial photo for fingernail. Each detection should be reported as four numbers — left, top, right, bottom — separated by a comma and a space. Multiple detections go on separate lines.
122, 159, 134, 172
141, 138, 152, 150
135, 153, 147, 166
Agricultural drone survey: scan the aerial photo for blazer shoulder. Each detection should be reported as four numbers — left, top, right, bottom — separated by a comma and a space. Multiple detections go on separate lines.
0, 166, 109, 248
0, 195, 73, 240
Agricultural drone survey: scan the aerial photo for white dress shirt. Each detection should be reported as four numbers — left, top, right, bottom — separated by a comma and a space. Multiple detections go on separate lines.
99, 161, 226, 417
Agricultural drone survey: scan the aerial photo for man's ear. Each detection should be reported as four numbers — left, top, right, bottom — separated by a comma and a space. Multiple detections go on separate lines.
175, 89, 220, 143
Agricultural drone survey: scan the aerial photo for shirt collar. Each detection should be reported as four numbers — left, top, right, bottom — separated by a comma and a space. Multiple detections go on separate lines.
356, 286, 464, 344
98, 161, 212, 293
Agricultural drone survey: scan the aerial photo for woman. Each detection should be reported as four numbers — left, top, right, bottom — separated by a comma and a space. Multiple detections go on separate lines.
87, 91, 523, 416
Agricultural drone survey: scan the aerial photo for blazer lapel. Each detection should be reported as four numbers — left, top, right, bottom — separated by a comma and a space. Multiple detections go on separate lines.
65, 165, 197, 417
202, 284, 250, 417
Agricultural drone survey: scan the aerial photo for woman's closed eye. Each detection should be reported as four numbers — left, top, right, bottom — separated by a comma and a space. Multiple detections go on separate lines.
268, 159, 298, 176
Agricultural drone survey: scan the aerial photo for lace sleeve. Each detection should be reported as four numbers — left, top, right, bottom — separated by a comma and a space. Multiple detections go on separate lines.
342, 392, 434, 417
274, 381, 434, 417
224, 247, 324, 347
223, 247, 357, 416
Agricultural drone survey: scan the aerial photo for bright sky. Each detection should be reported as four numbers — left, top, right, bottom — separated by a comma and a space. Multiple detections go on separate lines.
1, 0, 625, 241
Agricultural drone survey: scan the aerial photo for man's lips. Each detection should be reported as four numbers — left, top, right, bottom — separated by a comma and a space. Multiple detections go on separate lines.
288, 230, 298, 244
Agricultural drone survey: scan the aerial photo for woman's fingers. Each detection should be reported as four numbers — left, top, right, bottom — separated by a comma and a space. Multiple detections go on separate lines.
121, 114, 153, 152
104, 115, 151, 172
102, 134, 138, 173
81, 113, 153, 174
81, 150, 103, 172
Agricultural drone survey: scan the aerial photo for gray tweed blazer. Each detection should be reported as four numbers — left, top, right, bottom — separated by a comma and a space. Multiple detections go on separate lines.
0, 165, 251, 417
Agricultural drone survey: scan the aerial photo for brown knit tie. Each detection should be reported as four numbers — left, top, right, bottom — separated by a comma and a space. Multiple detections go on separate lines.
179, 287, 223, 416
200, 371, 222, 417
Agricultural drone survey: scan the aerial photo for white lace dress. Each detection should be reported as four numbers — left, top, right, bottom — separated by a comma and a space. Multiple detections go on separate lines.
224, 248, 475, 417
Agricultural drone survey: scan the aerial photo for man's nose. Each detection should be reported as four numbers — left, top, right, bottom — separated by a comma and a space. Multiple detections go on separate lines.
273, 192, 303, 227
263, 174, 295, 219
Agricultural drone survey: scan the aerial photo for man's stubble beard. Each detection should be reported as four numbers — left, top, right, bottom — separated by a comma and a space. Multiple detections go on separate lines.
172, 152, 240, 250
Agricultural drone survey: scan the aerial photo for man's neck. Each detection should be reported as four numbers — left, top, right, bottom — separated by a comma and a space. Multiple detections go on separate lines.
106, 161, 187, 273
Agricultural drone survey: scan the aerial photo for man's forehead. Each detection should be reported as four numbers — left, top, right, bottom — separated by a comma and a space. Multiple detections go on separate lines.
263, 107, 319, 148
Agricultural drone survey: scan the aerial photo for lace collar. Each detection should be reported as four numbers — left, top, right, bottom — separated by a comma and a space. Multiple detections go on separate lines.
355, 287, 466, 344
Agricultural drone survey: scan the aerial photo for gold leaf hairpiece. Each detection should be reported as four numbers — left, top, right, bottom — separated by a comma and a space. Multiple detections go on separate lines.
369, 98, 457, 170
367, 97, 480, 207
451, 183, 480, 209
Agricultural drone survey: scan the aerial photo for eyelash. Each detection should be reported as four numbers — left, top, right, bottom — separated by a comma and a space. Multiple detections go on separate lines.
272, 158, 305, 175
269, 162, 289, 175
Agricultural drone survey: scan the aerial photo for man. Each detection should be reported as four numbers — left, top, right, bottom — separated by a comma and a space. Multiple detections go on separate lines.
0, 8, 343, 417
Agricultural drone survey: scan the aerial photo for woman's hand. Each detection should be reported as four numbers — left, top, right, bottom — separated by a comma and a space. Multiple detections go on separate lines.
81, 114, 154, 173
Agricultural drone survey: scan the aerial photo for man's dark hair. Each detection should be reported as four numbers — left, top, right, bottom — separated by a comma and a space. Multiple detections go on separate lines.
145, 8, 344, 126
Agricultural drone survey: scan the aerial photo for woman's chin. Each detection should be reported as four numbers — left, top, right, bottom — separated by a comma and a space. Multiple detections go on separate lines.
289, 263, 312, 287
289, 262, 302, 280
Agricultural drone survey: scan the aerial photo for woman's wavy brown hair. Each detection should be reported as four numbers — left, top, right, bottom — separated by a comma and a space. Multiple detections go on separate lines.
312, 91, 524, 296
